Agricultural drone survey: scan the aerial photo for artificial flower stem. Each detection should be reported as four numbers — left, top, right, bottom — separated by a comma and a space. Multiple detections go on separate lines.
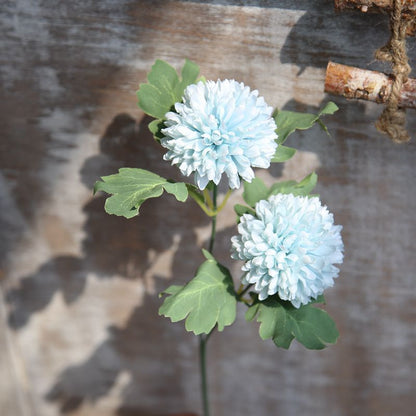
200, 184, 217, 416
236, 283, 253, 301
188, 188, 216, 217
199, 333, 210, 416
203, 188, 214, 211
208, 184, 217, 254
216, 189, 232, 213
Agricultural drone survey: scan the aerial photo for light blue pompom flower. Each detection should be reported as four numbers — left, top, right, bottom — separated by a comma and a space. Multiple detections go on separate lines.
161, 79, 278, 190
231, 194, 344, 307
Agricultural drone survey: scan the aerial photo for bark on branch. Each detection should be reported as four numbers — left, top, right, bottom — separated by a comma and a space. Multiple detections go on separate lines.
324, 61, 416, 109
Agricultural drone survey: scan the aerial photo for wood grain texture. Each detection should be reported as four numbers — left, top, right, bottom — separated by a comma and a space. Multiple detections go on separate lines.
334, 0, 416, 35
0, 1, 415, 416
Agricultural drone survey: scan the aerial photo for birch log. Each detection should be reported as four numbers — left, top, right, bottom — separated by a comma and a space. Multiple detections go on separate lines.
324, 61, 416, 108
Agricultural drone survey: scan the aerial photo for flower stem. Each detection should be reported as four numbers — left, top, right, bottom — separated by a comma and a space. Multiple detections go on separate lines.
208, 185, 217, 254
236, 282, 253, 301
200, 184, 217, 416
199, 332, 211, 416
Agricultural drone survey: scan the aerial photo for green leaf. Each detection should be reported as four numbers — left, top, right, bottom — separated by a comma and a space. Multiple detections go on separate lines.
176, 59, 200, 97
94, 168, 188, 218
241, 173, 318, 213
310, 294, 325, 304
137, 59, 200, 119
159, 254, 237, 335
148, 118, 165, 141
274, 102, 338, 144
289, 306, 339, 349
271, 145, 296, 163
234, 204, 256, 219
244, 302, 259, 322
246, 297, 339, 350
137, 83, 174, 120
242, 177, 269, 208
186, 184, 205, 205
159, 285, 183, 298
201, 248, 215, 261
319, 101, 338, 115
269, 172, 318, 197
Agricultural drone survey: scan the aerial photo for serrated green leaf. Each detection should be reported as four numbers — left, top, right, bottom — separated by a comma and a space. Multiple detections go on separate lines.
137, 59, 200, 120
271, 145, 296, 163
159, 255, 237, 335
175, 59, 200, 97
269, 172, 318, 197
137, 83, 174, 119
94, 168, 188, 218
247, 297, 339, 350
274, 101, 338, 144
274, 111, 316, 144
159, 285, 183, 298
147, 59, 180, 103
242, 177, 269, 208
246, 298, 295, 348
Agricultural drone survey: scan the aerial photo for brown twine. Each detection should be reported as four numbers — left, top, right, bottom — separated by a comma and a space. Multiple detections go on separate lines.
375, 0, 412, 143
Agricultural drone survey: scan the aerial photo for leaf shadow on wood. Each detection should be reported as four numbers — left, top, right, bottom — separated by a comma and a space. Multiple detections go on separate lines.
45, 293, 199, 416
6, 113, 209, 329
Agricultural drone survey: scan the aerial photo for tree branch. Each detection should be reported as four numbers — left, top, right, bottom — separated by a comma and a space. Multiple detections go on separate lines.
324, 61, 416, 109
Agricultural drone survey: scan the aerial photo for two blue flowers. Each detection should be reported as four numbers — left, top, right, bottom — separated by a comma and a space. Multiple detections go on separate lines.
161, 79, 343, 307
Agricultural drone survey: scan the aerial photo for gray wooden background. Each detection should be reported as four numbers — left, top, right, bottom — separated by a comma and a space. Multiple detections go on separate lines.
1, 1, 415, 415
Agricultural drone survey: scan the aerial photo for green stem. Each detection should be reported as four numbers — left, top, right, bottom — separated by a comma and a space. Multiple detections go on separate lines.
199, 333, 210, 416
236, 282, 253, 301
200, 184, 217, 416
208, 185, 217, 254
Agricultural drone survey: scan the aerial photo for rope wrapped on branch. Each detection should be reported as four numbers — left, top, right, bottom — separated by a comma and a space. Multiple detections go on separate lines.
374, 0, 413, 143
329, 0, 416, 143
325, 61, 416, 108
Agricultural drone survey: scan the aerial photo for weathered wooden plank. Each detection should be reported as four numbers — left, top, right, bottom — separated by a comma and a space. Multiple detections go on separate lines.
1, 1, 415, 416
334, 0, 416, 35
0, 289, 33, 416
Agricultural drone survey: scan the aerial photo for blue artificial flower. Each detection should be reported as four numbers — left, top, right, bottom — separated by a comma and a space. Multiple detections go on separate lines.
161, 79, 278, 190
231, 194, 344, 307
